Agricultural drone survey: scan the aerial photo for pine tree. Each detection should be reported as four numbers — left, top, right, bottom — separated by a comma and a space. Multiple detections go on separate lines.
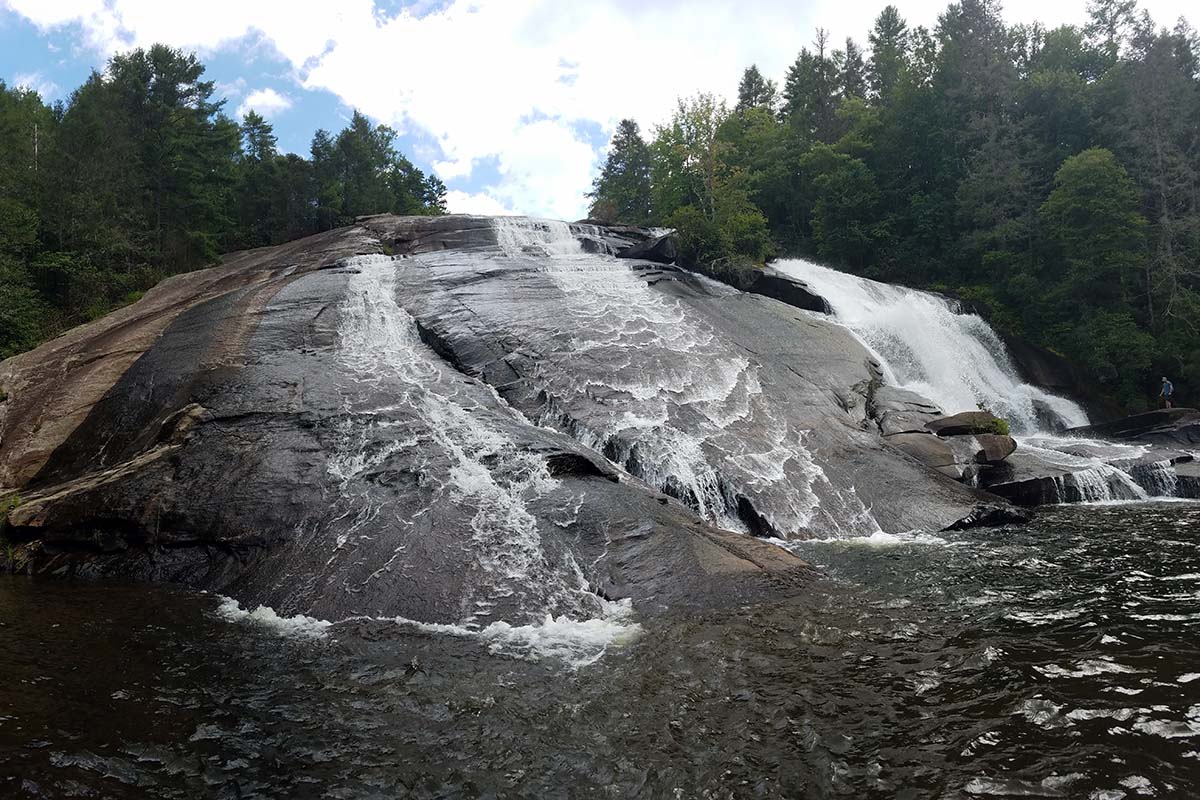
783, 30, 840, 141
736, 65, 778, 113
867, 6, 909, 103
589, 119, 653, 224
841, 39, 868, 99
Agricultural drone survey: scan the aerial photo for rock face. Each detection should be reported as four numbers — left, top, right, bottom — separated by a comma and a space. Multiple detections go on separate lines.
926, 411, 1006, 437
1000, 332, 1125, 425
975, 434, 1017, 464
1068, 408, 1200, 447
616, 232, 678, 264
870, 386, 944, 436
0, 214, 1022, 624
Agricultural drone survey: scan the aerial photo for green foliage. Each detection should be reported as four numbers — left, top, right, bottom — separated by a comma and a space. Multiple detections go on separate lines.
1040, 148, 1146, 309
588, 119, 652, 224
0, 51, 443, 362
613, 0, 1200, 412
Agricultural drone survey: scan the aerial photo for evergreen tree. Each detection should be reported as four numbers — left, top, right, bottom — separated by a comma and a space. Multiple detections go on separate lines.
1086, 0, 1138, 61
867, 6, 910, 102
589, 119, 653, 224
783, 30, 840, 141
736, 65, 778, 113
840, 39, 868, 100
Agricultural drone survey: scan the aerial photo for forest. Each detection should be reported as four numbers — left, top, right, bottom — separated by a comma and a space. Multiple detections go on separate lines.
589, 0, 1200, 409
0, 45, 445, 360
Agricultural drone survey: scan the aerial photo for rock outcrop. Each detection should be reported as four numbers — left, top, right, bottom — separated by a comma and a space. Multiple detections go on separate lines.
1067, 408, 1200, 447
926, 410, 1007, 437
1, 215, 1026, 624
616, 232, 678, 264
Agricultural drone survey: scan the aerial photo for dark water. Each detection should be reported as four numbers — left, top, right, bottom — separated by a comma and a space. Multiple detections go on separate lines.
3, 503, 1199, 799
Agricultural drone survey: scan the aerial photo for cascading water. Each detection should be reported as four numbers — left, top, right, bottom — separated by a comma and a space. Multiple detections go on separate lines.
774, 259, 1185, 503
773, 260, 1087, 434
487, 218, 882, 537
324, 254, 638, 662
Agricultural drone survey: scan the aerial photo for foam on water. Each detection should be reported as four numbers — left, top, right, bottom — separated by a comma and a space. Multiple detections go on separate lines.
773, 259, 1191, 504
320, 254, 636, 649
214, 596, 639, 668
370, 597, 641, 669
773, 259, 1088, 434
487, 219, 880, 537
215, 597, 333, 639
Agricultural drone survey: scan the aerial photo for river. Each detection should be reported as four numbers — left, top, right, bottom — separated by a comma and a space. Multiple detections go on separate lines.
4, 502, 1198, 798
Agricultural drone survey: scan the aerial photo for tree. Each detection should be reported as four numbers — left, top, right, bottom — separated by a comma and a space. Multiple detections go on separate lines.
1086, 0, 1138, 61
784, 30, 840, 141
105, 45, 239, 267
840, 39, 868, 100
588, 119, 653, 224
736, 65, 778, 113
801, 145, 882, 268
1040, 148, 1147, 309
651, 95, 772, 276
231, 111, 284, 248
867, 6, 910, 103
311, 129, 341, 231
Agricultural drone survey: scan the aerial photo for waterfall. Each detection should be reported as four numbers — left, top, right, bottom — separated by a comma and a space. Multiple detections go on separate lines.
484, 219, 881, 537
331, 254, 620, 626
774, 259, 1184, 504
493, 217, 586, 258
773, 259, 1088, 434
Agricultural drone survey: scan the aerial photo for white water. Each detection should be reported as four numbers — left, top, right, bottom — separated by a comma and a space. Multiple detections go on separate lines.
319, 254, 640, 659
215, 595, 639, 669
774, 259, 1185, 503
773, 259, 1088, 434
490, 218, 880, 537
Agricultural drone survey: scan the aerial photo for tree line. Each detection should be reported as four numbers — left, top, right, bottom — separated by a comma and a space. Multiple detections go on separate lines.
0, 45, 445, 359
589, 0, 1200, 410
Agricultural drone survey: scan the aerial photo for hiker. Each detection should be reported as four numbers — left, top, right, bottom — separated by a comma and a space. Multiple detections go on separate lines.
1160, 376, 1175, 409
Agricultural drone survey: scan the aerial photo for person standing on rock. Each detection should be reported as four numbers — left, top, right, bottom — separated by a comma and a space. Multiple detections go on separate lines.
1160, 377, 1175, 409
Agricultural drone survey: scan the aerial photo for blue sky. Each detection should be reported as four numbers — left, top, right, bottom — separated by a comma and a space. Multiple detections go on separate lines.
2, 0, 1194, 219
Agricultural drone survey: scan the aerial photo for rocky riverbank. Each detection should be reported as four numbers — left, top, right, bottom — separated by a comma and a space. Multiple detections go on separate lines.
0, 215, 1029, 623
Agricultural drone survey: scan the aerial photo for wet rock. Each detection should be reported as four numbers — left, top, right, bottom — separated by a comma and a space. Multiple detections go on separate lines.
1174, 462, 1200, 499
1067, 408, 1200, 448
885, 432, 968, 481
1000, 332, 1125, 424
616, 232, 678, 264
870, 386, 944, 436
0, 214, 1020, 622
943, 503, 1032, 531
974, 434, 1017, 464
926, 411, 1005, 437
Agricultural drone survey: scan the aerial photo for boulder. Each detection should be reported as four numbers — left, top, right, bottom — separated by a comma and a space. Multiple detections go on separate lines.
870, 386, 944, 435
1175, 462, 1200, 499
885, 432, 968, 481
616, 232, 678, 264
943, 503, 1032, 530
926, 410, 1005, 437
741, 267, 832, 314
974, 433, 1017, 464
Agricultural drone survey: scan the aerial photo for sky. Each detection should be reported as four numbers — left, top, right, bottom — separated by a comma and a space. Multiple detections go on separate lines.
0, 0, 1195, 220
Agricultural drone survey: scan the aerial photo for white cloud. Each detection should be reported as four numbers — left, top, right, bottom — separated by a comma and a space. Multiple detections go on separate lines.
236, 87, 292, 118
12, 70, 58, 98
445, 190, 514, 216
4, 0, 1197, 218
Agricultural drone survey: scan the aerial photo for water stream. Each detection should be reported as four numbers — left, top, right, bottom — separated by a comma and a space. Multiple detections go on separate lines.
5, 503, 1199, 798
774, 259, 1188, 504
